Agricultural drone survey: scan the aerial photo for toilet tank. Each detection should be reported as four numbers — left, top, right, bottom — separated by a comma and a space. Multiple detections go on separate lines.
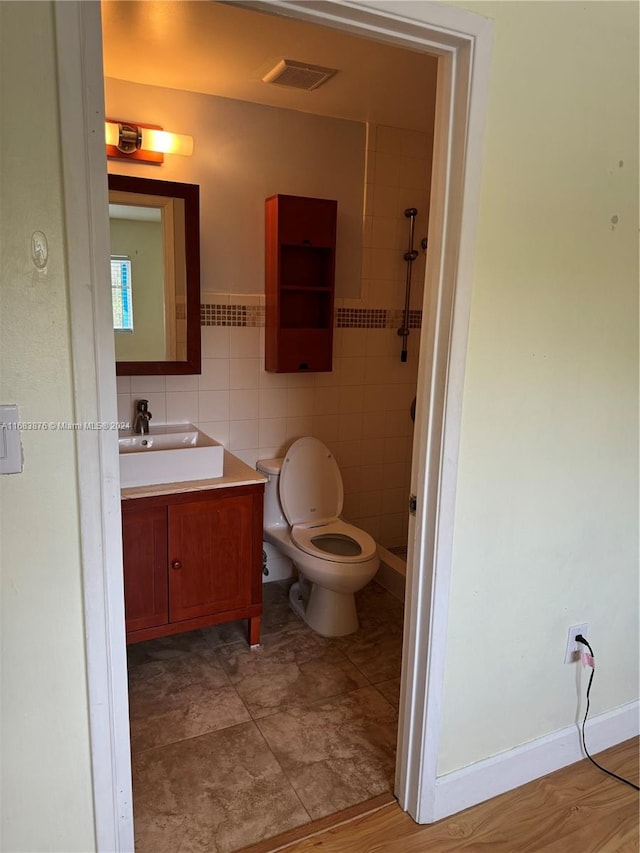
256, 457, 287, 529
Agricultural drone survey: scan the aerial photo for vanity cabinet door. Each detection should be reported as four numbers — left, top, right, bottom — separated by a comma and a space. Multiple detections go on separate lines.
168, 494, 253, 623
121, 504, 168, 633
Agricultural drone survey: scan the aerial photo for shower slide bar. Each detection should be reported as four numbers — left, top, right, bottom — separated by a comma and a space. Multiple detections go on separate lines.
397, 207, 419, 363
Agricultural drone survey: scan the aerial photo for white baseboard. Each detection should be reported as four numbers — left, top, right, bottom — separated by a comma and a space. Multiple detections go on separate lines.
432, 700, 639, 821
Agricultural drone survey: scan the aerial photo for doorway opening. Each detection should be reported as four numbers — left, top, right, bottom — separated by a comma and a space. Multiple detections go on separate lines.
102, 3, 438, 847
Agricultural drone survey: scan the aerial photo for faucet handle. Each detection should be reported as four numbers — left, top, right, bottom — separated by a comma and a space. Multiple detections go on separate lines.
132, 399, 152, 434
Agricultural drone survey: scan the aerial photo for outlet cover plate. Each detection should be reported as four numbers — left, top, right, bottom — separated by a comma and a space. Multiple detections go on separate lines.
564, 623, 588, 664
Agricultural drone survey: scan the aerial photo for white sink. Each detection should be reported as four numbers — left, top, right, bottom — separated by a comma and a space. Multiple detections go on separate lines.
118, 424, 224, 488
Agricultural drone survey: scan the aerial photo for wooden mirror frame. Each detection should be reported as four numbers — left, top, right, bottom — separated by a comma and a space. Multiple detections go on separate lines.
109, 174, 201, 375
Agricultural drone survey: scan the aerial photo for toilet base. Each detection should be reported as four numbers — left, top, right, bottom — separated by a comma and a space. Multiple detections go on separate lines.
288, 581, 307, 622
289, 579, 359, 637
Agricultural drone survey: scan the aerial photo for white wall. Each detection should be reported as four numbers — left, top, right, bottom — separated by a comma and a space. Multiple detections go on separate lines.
0, 3, 96, 850
435, 0, 639, 774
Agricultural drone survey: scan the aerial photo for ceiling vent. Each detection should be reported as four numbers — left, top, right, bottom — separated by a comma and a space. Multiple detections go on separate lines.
262, 59, 338, 92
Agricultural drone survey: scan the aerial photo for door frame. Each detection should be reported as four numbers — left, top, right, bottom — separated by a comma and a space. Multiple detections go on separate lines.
55, 0, 492, 847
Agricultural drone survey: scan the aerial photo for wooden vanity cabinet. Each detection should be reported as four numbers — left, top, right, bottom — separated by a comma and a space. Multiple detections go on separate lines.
121, 483, 264, 646
265, 194, 337, 373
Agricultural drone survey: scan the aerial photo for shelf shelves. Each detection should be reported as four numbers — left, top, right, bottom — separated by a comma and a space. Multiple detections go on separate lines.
265, 194, 337, 373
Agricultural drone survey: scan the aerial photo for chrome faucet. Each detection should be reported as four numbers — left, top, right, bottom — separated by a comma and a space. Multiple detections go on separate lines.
133, 399, 152, 435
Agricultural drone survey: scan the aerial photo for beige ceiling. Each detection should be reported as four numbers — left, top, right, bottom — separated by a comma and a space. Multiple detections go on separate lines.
101, 1, 439, 133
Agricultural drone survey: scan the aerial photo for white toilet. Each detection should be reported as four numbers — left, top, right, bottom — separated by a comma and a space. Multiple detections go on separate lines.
257, 437, 379, 637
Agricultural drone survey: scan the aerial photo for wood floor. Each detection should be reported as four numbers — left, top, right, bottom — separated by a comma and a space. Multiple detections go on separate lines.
242, 738, 639, 853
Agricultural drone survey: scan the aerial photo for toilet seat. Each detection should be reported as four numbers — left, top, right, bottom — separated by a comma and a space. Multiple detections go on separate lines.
291, 519, 377, 564
279, 437, 375, 565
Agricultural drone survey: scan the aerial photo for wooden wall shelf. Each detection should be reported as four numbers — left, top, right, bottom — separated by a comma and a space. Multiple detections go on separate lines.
265, 194, 337, 373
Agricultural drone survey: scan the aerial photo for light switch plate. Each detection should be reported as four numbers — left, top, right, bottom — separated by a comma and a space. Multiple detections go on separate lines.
0, 405, 23, 474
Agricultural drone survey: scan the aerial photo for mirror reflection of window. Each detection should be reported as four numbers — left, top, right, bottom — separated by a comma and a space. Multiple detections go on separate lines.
111, 255, 133, 332
109, 203, 167, 362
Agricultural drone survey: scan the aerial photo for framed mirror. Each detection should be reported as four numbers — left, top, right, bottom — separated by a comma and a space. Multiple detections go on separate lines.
108, 174, 201, 375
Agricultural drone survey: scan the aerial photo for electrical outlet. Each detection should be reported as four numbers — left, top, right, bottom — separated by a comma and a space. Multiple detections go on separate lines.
564, 623, 588, 664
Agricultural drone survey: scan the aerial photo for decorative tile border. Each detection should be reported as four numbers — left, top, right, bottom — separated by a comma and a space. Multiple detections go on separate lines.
201, 304, 264, 327
201, 303, 422, 331
337, 308, 387, 328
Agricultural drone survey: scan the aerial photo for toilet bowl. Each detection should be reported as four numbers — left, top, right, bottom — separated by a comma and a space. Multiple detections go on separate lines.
257, 437, 379, 637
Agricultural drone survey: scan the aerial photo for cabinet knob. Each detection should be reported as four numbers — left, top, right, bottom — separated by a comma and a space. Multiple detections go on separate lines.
171, 560, 182, 570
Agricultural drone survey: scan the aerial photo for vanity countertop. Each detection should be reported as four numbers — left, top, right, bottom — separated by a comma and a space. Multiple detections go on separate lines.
121, 450, 266, 500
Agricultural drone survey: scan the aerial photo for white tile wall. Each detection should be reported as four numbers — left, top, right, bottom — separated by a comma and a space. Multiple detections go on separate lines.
119, 324, 417, 548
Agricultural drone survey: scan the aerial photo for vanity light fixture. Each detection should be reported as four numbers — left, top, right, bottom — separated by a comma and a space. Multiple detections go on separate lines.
105, 119, 194, 165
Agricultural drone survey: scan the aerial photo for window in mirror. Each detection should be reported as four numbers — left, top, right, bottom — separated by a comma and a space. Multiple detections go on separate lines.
111, 256, 134, 332
109, 196, 174, 361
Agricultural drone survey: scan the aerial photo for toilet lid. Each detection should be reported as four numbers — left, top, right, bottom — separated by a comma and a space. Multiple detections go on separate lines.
279, 437, 343, 526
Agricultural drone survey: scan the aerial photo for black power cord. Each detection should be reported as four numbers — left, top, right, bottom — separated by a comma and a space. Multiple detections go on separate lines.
574, 634, 640, 792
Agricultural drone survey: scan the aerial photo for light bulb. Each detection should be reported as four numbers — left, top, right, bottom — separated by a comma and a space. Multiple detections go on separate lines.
105, 121, 119, 147
141, 129, 194, 156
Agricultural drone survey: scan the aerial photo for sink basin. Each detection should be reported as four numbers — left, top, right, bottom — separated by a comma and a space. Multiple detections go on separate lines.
118, 424, 224, 488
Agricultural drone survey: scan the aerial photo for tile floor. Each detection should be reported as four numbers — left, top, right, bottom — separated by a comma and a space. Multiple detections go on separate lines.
128, 579, 404, 853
